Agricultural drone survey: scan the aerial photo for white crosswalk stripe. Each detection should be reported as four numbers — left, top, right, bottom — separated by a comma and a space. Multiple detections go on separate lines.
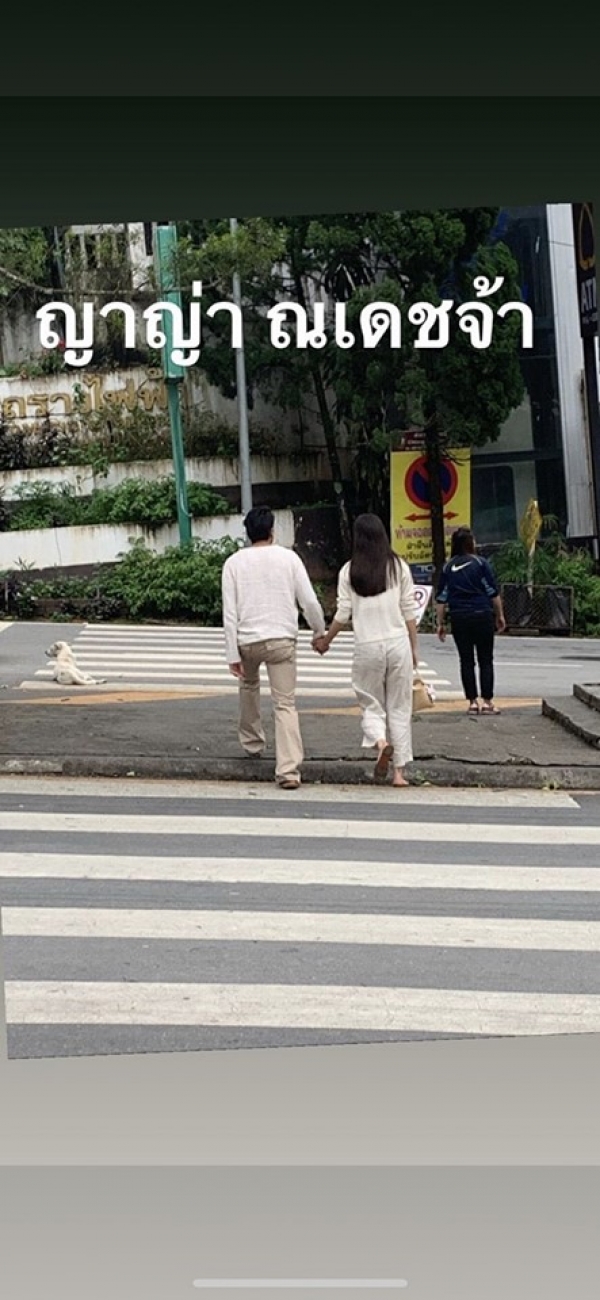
20, 624, 463, 699
1, 781, 600, 1056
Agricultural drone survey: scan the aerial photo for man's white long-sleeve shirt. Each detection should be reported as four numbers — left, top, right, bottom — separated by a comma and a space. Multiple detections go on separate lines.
221, 542, 326, 665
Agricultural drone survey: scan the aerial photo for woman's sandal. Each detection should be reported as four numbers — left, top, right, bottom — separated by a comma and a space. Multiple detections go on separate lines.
467, 702, 480, 717
374, 743, 394, 783
480, 703, 501, 715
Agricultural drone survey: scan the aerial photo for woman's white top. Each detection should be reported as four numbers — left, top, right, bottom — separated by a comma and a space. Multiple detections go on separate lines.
334, 557, 418, 644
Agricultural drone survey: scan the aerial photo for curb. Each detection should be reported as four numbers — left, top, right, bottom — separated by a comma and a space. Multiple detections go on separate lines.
2, 755, 600, 789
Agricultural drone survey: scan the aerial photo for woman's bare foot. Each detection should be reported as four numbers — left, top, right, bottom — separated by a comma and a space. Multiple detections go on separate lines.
374, 740, 394, 783
392, 768, 409, 787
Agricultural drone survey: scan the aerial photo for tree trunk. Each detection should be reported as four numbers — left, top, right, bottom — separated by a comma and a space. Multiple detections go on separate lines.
308, 357, 352, 554
425, 423, 447, 590
288, 253, 352, 557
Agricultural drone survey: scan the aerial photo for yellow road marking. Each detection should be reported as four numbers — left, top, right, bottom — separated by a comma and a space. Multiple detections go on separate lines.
2, 694, 541, 713
1, 690, 218, 706
301, 699, 541, 715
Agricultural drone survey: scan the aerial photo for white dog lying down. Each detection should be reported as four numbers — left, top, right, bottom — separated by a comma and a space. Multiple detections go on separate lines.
45, 640, 108, 686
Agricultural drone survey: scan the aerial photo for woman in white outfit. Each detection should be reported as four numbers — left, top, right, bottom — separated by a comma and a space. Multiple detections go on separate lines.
314, 514, 419, 787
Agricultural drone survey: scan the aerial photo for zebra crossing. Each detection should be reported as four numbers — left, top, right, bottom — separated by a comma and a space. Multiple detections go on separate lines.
2, 777, 600, 1058
20, 624, 463, 699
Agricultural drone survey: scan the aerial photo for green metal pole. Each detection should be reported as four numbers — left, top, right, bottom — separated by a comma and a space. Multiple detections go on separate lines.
229, 217, 253, 518
166, 382, 190, 542
154, 222, 191, 545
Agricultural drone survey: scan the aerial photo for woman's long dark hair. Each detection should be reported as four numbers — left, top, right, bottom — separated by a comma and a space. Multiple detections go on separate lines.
348, 513, 401, 597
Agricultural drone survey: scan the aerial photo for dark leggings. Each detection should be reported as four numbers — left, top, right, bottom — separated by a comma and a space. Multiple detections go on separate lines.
451, 610, 495, 702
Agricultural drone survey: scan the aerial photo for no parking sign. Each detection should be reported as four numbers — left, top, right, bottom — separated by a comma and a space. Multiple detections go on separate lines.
413, 585, 432, 625
390, 448, 471, 565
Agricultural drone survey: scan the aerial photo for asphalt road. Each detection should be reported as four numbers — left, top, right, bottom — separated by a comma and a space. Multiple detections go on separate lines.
429, 632, 600, 699
1, 776, 599, 1059
2, 619, 600, 699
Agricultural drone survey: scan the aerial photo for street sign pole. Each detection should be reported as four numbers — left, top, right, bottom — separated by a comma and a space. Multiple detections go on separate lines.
154, 221, 192, 545
583, 334, 600, 554
572, 203, 599, 553
229, 217, 253, 521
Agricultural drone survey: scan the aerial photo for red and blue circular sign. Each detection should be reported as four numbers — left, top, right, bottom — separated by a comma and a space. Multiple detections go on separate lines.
404, 455, 458, 509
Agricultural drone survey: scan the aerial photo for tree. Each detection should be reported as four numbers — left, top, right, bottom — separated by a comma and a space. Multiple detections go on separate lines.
173, 211, 527, 567
326, 214, 526, 578
174, 215, 363, 550
0, 227, 55, 304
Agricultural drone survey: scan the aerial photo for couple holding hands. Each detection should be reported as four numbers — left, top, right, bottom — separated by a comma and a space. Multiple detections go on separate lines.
222, 506, 502, 788
222, 507, 419, 789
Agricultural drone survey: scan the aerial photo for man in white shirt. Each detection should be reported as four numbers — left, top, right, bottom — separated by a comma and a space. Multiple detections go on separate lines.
221, 506, 327, 789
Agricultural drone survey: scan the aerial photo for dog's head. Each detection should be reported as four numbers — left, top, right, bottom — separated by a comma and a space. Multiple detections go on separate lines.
45, 641, 70, 659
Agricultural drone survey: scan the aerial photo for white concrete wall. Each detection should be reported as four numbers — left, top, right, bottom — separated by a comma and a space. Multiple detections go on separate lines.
0, 452, 347, 500
0, 309, 35, 370
546, 203, 596, 538
0, 509, 295, 573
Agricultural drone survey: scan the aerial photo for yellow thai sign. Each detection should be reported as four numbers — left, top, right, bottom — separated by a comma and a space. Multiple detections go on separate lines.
390, 448, 472, 565
0, 368, 167, 425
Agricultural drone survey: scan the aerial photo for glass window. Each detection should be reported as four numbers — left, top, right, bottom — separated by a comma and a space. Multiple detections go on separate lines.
472, 464, 517, 544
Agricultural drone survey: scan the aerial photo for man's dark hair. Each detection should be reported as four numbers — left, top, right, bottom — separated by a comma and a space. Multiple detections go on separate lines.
244, 506, 274, 543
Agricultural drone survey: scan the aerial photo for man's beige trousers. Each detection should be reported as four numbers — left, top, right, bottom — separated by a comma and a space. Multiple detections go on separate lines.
238, 637, 304, 783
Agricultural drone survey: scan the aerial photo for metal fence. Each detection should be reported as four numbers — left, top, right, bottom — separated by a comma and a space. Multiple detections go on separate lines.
500, 583, 574, 635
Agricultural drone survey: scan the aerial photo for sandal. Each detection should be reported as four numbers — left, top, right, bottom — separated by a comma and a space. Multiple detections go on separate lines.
374, 742, 394, 783
480, 703, 501, 715
467, 702, 480, 716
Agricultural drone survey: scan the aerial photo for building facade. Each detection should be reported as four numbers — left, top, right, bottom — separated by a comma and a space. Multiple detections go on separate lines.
472, 203, 599, 547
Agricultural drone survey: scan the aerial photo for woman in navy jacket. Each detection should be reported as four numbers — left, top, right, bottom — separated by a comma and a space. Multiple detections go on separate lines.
435, 527, 506, 716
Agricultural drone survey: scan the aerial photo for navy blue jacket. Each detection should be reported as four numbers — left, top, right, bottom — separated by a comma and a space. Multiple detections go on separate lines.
436, 554, 499, 616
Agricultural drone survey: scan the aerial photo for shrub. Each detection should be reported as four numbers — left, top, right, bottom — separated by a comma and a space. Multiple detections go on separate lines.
4, 477, 230, 532
492, 533, 600, 636
7, 536, 243, 624
551, 551, 600, 637
103, 537, 242, 621
6, 481, 83, 531
0, 405, 280, 472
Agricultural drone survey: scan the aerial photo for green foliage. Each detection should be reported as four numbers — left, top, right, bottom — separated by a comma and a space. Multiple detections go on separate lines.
2, 212, 527, 566
8, 536, 242, 623
0, 404, 279, 472
184, 413, 281, 460
176, 218, 286, 290
493, 533, 600, 636
0, 353, 65, 379
4, 477, 230, 532
0, 228, 53, 303
551, 553, 600, 637
174, 210, 526, 524
0, 224, 155, 367
7, 481, 82, 530
103, 537, 241, 621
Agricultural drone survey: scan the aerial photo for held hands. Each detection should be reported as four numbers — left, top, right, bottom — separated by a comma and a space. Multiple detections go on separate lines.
312, 633, 330, 656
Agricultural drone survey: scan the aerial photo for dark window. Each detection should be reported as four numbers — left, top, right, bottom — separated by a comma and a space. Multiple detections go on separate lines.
472, 465, 517, 544
84, 236, 97, 269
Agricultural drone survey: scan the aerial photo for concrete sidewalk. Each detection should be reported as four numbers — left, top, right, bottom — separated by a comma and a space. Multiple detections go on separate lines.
2, 685, 600, 788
